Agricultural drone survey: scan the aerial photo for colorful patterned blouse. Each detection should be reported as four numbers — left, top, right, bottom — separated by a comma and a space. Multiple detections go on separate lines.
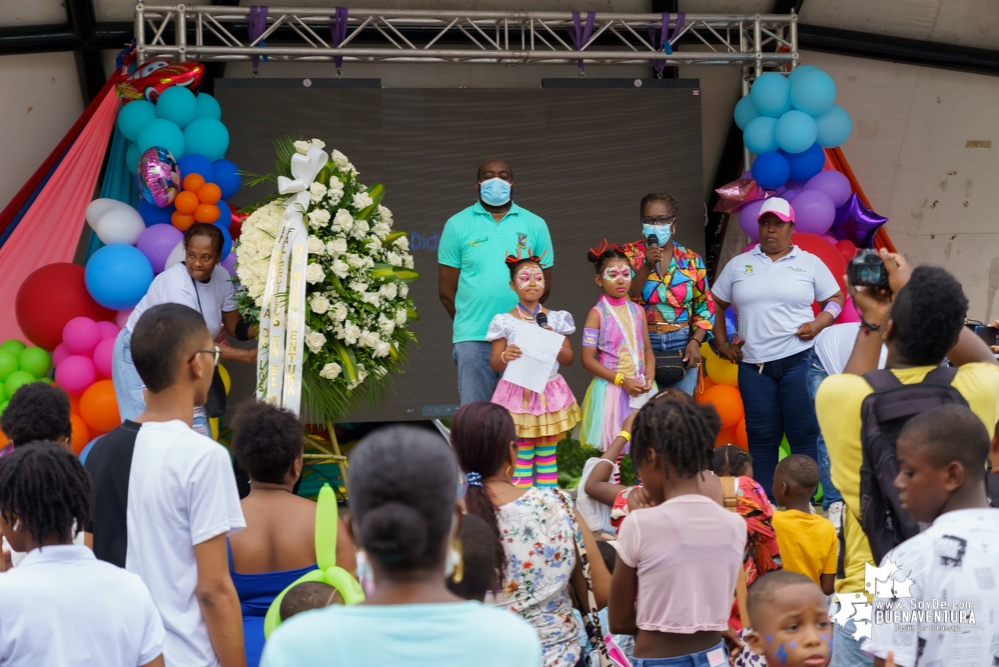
622, 241, 715, 332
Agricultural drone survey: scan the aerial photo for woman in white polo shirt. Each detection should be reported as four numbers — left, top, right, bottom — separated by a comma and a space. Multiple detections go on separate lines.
710, 197, 844, 500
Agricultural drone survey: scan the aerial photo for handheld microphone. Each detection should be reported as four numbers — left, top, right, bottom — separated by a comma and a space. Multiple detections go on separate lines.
647, 234, 662, 278
536, 312, 548, 329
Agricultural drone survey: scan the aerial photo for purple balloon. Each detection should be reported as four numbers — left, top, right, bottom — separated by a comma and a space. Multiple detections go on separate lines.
220, 250, 238, 278
790, 189, 836, 236
804, 170, 852, 208
738, 198, 768, 241
136, 224, 184, 274
137, 147, 181, 208
831, 194, 889, 248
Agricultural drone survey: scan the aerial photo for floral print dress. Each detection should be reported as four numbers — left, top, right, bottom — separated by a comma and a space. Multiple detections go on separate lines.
485, 487, 581, 667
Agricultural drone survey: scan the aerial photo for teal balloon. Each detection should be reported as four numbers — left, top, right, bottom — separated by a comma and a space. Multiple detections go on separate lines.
0, 350, 17, 382
117, 100, 158, 142
4, 371, 36, 400
750, 72, 791, 118
790, 69, 837, 116
775, 110, 818, 154
815, 104, 852, 148
196, 93, 222, 120
137, 119, 185, 158
126, 142, 140, 174
786, 64, 819, 86
156, 87, 198, 129
183, 118, 229, 162
734, 95, 760, 130
0, 340, 26, 357
743, 116, 778, 155
18, 347, 51, 378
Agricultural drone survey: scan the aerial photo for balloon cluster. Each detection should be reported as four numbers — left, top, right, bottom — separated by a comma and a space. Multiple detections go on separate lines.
736, 66, 852, 191
0, 339, 53, 417
696, 341, 748, 450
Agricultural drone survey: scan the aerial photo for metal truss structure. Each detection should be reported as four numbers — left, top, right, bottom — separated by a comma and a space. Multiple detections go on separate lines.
135, 5, 799, 76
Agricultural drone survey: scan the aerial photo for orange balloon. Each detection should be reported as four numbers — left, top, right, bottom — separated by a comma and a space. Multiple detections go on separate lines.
735, 419, 749, 451
172, 211, 195, 231
700, 384, 744, 429
174, 190, 200, 215
69, 413, 90, 455
197, 183, 222, 205
699, 376, 716, 394
194, 204, 220, 223
715, 426, 739, 448
79, 380, 120, 434
68, 391, 82, 415
183, 173, 206, 193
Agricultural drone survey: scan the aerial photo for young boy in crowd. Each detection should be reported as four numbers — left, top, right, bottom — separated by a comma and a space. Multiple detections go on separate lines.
745, 570, 832, 667
446, 514, 498, 602
865, 405, 999, 667
0, 382, 73, 453
279, 582, 344, 621
771, 455, 837, 595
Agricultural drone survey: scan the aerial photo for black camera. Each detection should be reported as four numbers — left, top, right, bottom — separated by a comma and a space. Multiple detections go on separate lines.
847, 249, 890, 288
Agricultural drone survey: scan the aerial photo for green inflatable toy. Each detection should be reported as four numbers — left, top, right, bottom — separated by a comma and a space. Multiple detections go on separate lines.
263, 483, 364, 638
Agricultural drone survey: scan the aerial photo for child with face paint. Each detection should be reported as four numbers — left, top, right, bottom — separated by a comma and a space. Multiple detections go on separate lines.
487, 253, 580, 487
579, 243, 656, 455
744, 570, 832, 667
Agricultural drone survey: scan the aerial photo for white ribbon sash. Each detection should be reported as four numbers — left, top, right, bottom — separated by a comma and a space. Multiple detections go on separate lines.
256, 147, 328, 415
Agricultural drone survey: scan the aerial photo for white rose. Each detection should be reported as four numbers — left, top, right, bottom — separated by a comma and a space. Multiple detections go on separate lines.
377, 204, 393, 223
311, 138, 326, 150
395, 309, 408, 326
343, 323, 361, 345
294, 140, 311, 154
363, 256, 375, 269
319, 362, 342, 380
358, 331, 380, 348
330, 302, 349, 322
326, 179, 344, 205
346, 254, 365, 269
310, 293, 331, 314
402, 254, 414, 269
352, 192, 374, 211
333, 209, 353, 232
309, 181, 327, 203
349, 281, 369, 293
378, 282, 398, 300
372, 222, 391, 240
385, 251, 402, 266
327, 238, 348, 257
394, 236, 410, 251
332, 259, 350, 279
306, 263, 326, 284
307, 235, 326, 255
306, 331, 326, 353
330, 150, 350, 168
399, 283, 409, 298
307, 209, 331, 229
361, 292, 381, 307
352, 219, 369, 239
367, 236, 382, 251
373, 341, 392, 358
378, 315, 396, 335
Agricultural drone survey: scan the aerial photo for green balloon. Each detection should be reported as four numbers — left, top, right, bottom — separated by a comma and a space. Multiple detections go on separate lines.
0, 350, 17, 382
38, 377, 53, 384
0, 401, 8, 417
0, 340, 26, 356
4, 371, 36, 400
18, 347, 51, 379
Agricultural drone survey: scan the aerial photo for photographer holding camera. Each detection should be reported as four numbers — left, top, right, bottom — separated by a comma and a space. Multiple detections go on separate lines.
815, 248, 999, 667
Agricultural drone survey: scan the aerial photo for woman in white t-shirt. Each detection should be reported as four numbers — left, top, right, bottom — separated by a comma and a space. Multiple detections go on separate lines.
710, 198, 844, 500
111, 223, 256, 434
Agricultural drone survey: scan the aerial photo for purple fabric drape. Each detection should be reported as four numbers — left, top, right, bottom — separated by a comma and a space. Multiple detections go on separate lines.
248, 6, 269, 71
569, 11, 596, 73
329, 7, 349, 70
649, 12, 686, 74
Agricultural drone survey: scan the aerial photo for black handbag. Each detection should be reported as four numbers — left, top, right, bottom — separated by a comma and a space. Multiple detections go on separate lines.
653, 349, 688, 387
190, 276, 228, 419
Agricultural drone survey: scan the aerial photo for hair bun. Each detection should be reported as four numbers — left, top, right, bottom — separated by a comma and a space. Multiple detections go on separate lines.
359, 501, 428, 564
586, 249, 599, 264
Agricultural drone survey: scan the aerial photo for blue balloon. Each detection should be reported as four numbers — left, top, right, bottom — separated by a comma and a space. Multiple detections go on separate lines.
775, 110, 818, 154
815, 104, 852, 148
78, 436, 103, 464
790, 69, 837, 116
215, 200, 232, 229
784, 143, 826, 182
751, 151, 790, 190
126, 142, 140, 174
196, 93, 222, 120
212, 159, 240, 199
724, 308, 738, 338
85, 245, 155, 310
786, 64, 819, 86
117, 100, 158, 142
138, 198, 174, 226
156, 86, 198, 129
214, 223, 233, 261
734, 95, 760, 130
136, 118, 185, 158
183, 118, 230, 162
178, 153, 215, 182
749, 72, 791, 118
744, 116, 778, 155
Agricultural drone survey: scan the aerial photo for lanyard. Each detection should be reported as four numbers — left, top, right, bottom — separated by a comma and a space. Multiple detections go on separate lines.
190, 274, 204, 315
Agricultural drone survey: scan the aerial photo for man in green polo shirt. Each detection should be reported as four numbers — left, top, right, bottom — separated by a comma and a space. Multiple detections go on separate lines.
438, 159, 554, 405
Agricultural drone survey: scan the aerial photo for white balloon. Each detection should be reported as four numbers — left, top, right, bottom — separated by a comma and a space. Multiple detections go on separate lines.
164, 240, 186, 270
85, 198, 131, 230
94, 206, 145, 245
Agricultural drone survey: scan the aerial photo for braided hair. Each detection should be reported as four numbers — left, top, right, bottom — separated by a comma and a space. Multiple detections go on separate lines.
449, 401, 515, 587
0, 442, 93, 547
631, 400, 720, 478
712, 444, 753, 477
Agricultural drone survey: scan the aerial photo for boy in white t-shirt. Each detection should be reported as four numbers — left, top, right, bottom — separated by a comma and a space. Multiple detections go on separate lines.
0, 443, 165, 667
85, 303, 246, 667
865, 405, 999, 667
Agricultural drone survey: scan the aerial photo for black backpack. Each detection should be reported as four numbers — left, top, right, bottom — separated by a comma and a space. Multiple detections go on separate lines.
857, 366, 969, 564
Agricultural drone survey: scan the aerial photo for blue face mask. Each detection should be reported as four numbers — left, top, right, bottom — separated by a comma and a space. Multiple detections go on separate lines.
480, 177, 512, 207
642, 223, 673, 245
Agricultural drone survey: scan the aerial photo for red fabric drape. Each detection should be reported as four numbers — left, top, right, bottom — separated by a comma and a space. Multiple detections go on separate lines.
826, 147, 896, 253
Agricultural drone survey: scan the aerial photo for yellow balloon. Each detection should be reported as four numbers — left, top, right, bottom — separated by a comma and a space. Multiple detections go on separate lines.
218, 364, 231, 395
701, 342, 739, 386
210, 417, 219, 441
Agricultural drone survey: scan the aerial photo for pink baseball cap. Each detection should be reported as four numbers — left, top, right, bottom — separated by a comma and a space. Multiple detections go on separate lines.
757, 197, 795, 223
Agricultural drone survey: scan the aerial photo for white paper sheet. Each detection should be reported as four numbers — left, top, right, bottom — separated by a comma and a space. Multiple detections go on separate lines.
629, 386, 656, 409
502, 323, 565, 394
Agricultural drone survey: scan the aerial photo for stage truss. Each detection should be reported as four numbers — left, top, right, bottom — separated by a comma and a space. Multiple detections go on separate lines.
135, 5, 798, 76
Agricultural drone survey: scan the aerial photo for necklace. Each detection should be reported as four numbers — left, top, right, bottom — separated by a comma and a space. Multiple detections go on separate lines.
516, 302, 540, 321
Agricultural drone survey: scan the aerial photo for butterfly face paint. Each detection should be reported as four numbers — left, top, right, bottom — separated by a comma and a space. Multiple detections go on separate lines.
603, 266, 631, 281
516, 267, 544, 288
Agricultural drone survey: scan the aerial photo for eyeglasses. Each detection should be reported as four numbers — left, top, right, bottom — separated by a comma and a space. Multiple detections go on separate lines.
188, 345, 221, 365
641, 216, 676, 226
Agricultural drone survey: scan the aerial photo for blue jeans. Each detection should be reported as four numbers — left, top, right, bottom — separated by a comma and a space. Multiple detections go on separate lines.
806, 349, 843, 508
631, 641, 727, 667
832, 619, 873, 667
112, 328, 209, 434
649, 328, 699, 396
738, 349, 819, 500
453, 341, 500, 406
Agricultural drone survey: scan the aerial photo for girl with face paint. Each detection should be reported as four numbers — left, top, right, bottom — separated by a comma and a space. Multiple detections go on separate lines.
486, 254, 580, 487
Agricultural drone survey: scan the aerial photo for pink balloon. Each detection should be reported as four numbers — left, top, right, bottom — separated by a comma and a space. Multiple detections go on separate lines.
220, 250, 237, 278
115, 309, 133, 329
839, 296, 861, 323
55, 355, 97, 394
62, 317, 101, 356
52, 343, 71, 368
804, 170, 852, 208
96, 321, 120, 340
92, 338, 115, 377
789, 189, 835, 236
738, 199, 767, 241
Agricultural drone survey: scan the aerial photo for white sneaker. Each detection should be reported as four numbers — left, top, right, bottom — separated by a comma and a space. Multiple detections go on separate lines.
827, 501, 844, 531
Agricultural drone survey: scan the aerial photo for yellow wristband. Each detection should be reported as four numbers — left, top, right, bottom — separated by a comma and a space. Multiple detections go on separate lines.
618, 430, 631, 442
614, 373, 624, 387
